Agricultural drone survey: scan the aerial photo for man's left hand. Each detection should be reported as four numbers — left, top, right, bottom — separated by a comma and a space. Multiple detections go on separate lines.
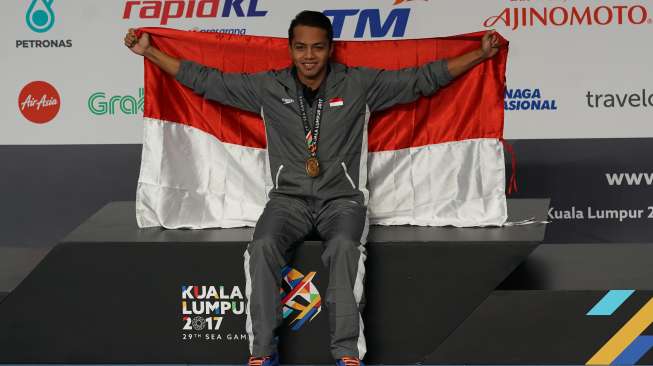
480, 30, 500, 59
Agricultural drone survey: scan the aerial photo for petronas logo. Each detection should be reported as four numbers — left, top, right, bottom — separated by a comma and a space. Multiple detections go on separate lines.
26, 0, 55, 33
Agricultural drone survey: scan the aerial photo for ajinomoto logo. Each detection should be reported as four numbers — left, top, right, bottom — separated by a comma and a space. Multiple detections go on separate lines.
484, 1, 652, 30
26, 0, 55, 33
18, 81, 61, 124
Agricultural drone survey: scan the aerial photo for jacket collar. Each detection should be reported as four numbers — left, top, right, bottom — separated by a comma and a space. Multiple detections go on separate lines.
275, 61, 346, 93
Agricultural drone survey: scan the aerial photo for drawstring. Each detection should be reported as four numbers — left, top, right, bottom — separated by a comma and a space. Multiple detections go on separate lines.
501, 138, 518, 195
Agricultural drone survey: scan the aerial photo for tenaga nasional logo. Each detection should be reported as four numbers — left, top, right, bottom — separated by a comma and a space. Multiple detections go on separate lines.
18, 0, 72, 49
18, 81, 61, 124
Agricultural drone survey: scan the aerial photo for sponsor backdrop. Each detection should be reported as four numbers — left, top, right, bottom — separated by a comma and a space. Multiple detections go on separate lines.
1, 0, 653, 244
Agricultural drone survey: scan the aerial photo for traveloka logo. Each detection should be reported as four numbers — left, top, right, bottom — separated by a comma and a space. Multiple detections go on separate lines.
505, 88, 558, 111
281, 266, 321, 331
484, 1, 652, 30
88, 88, 144, 115
26, 0, 55, 33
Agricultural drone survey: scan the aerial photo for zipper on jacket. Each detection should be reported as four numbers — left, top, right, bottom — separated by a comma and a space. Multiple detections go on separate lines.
275, 164, 284, 189
341, 162, 356, 189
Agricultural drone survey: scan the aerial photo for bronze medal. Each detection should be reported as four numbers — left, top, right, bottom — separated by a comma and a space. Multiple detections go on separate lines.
305, 157, 320, 177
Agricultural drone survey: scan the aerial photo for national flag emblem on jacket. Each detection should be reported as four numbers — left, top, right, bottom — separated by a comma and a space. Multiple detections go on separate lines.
329, 97, 344, 107
135, 28, 510, 229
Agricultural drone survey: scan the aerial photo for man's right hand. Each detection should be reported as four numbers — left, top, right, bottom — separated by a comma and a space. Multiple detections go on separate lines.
124, 28, 150, 56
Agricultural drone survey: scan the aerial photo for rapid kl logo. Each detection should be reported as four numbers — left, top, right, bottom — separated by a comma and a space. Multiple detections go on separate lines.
122, 0, 267, 25
484, 0, 652, 30
26, 0, 55, 33
324, 0, 426, 39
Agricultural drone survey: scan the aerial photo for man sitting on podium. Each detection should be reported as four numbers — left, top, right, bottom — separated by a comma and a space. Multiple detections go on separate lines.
124, 10, 500, 366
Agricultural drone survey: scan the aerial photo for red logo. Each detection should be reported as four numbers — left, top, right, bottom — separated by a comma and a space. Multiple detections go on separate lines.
484, 4, 651, 30
18, 81, 61, 124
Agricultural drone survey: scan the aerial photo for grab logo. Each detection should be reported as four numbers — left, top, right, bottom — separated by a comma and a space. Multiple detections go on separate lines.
18, 81, 61, 124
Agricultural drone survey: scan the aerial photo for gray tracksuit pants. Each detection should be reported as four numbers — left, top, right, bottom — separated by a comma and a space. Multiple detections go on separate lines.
244, 193, 368, 360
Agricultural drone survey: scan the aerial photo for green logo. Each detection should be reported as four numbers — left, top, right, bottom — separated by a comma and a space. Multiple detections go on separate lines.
88, 88, 144, 115
26, 0, 55, 33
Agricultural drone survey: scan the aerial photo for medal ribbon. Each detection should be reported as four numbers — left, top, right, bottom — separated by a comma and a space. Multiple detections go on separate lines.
297, 92, 324, 159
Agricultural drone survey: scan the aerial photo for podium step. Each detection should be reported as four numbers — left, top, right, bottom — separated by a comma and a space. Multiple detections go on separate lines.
0, 199, 548, 364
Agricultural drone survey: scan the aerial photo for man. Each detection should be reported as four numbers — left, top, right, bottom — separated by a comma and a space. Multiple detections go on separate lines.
125, 10, 499, 366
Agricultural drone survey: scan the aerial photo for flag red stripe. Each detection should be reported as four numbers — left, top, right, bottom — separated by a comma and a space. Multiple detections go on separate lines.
141, 28, 507, 152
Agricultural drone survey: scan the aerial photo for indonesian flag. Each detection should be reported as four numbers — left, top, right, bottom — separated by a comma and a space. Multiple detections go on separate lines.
136, 27, 509, 229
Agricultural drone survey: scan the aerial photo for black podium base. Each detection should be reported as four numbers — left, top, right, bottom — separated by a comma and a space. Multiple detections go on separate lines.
0, 199, 548, 364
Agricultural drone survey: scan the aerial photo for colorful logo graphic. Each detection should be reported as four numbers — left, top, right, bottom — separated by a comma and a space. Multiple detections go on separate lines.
586, 290, 653, 365
18, 81, 61, 124
88, 88, 144, 115
26, 0, 55, 33
281, 266, 322, 331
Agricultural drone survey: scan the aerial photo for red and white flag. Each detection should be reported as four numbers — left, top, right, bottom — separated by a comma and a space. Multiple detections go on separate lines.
136, 28, 510, 229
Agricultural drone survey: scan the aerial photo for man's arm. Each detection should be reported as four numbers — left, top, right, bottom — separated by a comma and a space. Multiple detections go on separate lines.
362, 30, 501, 113
124, 28, 263, 114
446, 30, 500, 79
125, 28, 180, 76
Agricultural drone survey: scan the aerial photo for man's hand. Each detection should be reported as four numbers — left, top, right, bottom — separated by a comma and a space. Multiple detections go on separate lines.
124, 28, 150, 56
480, 30, 500, 60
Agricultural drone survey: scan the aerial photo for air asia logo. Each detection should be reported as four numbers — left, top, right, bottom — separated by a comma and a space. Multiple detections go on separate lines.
122, 0, 267, 25
181, 285, 247, 342
18, 81, 61, 124
26, 0, 55, 33
586, 90, 653, 109
88, 88, 144, 115
484, 1, 652, 30
281, 266, 322, 331
18, 0, 72, 48
505, 88, 557, 111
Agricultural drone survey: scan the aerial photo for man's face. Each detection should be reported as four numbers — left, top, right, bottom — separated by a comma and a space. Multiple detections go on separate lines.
290, 25, 333, 81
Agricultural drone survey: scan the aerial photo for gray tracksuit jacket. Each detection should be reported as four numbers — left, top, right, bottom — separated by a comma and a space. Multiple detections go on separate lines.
175, 58, 453, 208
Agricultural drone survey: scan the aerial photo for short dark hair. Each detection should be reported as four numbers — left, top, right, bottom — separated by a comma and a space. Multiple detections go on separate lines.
288, 10, 334, 45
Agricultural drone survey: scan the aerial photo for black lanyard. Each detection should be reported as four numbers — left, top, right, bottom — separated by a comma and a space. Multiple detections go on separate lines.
297, 90, 324, 159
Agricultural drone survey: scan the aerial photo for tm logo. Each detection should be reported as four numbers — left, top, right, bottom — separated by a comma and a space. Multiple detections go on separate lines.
88, 88, 144, 115
26, 0, 55, 33
324, 8, 410, 39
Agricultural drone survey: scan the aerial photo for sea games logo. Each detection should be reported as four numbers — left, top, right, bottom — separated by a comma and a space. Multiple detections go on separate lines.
181, 285, 247, 342
122, 0, 267, 25
18, 0, 72, 48
18, 81, 61, 124
484, 1, 651, 30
